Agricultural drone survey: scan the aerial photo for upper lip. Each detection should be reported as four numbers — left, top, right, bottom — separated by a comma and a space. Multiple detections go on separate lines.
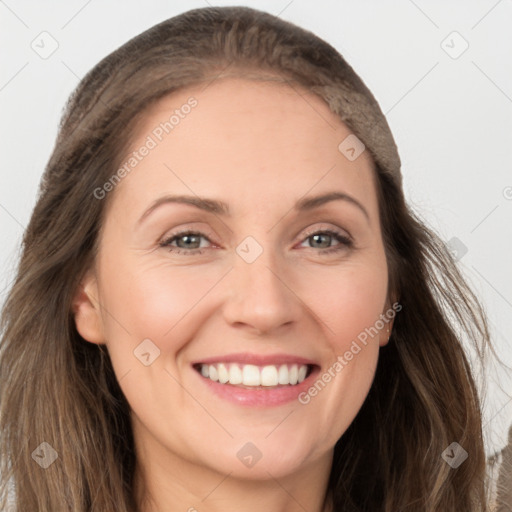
192, 352, 318, 367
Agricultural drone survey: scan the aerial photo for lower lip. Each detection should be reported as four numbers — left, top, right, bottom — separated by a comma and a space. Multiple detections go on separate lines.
193, 366, 320, 407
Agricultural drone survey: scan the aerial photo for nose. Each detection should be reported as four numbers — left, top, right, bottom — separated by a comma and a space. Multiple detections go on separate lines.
222, 245, 303, 336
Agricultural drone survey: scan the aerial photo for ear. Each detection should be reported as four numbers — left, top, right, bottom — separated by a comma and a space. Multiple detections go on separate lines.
71, 269, 105, 345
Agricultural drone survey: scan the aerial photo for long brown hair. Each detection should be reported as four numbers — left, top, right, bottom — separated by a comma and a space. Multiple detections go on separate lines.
0, 6, 499, 511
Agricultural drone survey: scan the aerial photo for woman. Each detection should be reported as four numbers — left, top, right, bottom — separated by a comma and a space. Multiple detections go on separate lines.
0, 6, 501, 511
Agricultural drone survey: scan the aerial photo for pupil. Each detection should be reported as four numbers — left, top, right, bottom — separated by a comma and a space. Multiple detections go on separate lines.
181, 235, 198, 248
312, 234, 328, 248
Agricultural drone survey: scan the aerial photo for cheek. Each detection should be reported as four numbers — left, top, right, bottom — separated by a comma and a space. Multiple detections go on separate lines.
302, 262, 387, 430
307, 260, 388, 349
97, 256, 222, 350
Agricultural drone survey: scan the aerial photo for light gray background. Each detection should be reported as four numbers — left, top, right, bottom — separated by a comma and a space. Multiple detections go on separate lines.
1, 0, 511, 458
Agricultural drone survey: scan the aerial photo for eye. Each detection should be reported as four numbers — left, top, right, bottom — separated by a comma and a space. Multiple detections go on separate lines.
298, 228, 353, 255
159, 230, 212, 255
159, 227, 354, 256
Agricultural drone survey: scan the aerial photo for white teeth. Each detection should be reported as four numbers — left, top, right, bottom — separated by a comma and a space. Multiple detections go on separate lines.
298, 364, 308, 383
289, 365, 298, 385
208, 365, 218, 381
217, 363, 230, 384
198, 363, 310, 387
261, 365, 278, 386
228, 364, 243, 385
278, 364, 289, 384
242, 365, 261, 386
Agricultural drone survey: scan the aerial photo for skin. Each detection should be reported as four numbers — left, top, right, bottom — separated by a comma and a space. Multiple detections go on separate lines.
73, 77, 394, 512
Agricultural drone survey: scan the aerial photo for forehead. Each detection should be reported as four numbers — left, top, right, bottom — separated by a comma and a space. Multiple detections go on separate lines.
109, 77, 378, 220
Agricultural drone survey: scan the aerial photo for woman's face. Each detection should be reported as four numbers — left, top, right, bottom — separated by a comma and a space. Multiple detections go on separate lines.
75, 77, 392, 483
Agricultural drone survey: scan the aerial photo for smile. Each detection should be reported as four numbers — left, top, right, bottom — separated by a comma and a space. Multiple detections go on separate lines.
193, 363, 313, 387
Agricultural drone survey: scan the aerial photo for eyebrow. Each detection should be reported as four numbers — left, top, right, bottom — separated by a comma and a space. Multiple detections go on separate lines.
137, 191, 370, 224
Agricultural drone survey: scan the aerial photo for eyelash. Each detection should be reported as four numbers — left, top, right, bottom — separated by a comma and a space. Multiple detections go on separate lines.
159, 228, 354, 256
